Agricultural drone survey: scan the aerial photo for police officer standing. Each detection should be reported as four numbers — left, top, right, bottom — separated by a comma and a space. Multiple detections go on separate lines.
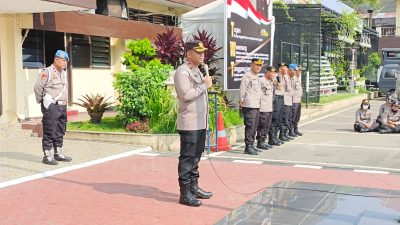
269, 63, 287, 145
34, 50, 72, 165
240, 58, 263, 155
174, 41, 213, 207
290, 64, 303, 137
280, 64, 295, 141
256, 66, 277, 150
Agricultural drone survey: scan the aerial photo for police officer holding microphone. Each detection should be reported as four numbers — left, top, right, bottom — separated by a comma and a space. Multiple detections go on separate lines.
174, 41, 213, 207
34, 50, 72, 165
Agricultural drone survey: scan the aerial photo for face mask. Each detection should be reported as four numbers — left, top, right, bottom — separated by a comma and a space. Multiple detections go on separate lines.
362, 105, 369, 110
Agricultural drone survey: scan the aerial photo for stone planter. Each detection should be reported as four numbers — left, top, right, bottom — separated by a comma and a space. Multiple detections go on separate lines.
65, 125, 245, 153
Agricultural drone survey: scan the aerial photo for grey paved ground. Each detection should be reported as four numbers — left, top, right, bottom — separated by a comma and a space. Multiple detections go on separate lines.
212, 99, 400, 172
0, 137, 147, 183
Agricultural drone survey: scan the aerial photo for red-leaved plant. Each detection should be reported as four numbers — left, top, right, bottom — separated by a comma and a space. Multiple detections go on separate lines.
154, 27, 184, 69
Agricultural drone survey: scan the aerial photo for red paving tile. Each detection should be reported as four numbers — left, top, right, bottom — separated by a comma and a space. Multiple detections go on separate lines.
1, 156, 400, 225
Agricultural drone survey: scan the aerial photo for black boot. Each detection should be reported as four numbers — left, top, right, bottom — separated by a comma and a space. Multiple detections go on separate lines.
244, 144, 259, 155
191, 180, 213, 199
179, 183, 202, 207
268, 133, 280, 146
289, 128, 298, 137
284, 130, 294, 140
54, 147, 72, 162
294, 127, 303, 136
42, 149, 58, 165
279, 131, 289, 142
257, 141, 270, 150
275, 131, 284, 144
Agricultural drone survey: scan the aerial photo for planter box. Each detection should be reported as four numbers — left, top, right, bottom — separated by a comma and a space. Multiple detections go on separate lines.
65, 125, 245, 153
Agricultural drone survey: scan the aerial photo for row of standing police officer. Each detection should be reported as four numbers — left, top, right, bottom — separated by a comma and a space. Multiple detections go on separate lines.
239, 59, 303, 155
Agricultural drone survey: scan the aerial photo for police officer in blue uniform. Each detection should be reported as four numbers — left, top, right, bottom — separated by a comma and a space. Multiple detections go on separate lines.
34, 50, 72, 165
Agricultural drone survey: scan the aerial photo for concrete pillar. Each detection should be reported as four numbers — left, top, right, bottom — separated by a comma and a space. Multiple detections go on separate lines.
0, 14, 28, 123
397, 0, 400, 36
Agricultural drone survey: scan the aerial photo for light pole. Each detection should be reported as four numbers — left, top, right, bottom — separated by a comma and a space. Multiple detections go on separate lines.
350, 48, 356, 93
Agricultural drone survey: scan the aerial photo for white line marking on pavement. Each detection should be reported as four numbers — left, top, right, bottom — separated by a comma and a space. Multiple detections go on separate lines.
231, 143, 245, 150
136, 152, 159, 156
354, 169, 390, 175
293, 165, 322, 169
292, 142, 400, 151
208, 151, 226, 157
0, 147, 152, 189
299, 105, 359, 127
201, 157, 208, 160
233, 160, 263, 164
210, 155, 400, 173
313, 122, 354, 125
301, 130, 400, 136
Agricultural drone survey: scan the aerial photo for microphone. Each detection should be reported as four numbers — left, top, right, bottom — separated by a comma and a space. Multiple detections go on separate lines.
276, 74, 281, 83
202, 63, 210, 77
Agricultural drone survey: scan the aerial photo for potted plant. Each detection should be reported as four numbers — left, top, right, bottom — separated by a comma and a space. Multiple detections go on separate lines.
74, 94, 113, 124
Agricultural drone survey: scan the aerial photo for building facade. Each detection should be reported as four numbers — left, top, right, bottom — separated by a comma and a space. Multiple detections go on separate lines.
0, 0, 214, 124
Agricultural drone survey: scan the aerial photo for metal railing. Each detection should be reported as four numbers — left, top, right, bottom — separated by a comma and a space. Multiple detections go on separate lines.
379, 27, 400, 37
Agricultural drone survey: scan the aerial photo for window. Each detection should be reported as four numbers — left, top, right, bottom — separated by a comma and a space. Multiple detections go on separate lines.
382, 67, 400, 79
96, 0, 128, 19
22, 29, 44, 68
128, 8, 176, 26
91, 36, 111, 68
22, 30, 65, 68
71, 34, 91, 68
71, 34, 111, 69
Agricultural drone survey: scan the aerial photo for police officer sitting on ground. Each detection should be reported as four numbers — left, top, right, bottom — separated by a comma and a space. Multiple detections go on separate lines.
34, 50, 72, 165
379, 100, 400, 134
256, 66, 277, 150
376, 94, 396, 126
240, 58, 263, 155
174, 41, 213, 207
353, 99, 379, 133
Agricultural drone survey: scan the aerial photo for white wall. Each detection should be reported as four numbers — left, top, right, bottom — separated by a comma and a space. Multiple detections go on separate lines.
69, 69, 115, 112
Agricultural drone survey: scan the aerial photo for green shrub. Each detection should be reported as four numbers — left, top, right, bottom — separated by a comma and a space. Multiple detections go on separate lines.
113, 60, 173, 122
122, 38, 157, 71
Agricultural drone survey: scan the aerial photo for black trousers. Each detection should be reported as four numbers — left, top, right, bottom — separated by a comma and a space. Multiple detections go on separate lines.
291, 103, 301, 128
256, 112, 272, 142
242, 107, 260, 145
41, 103, 67, 151
178, 129, 206, 186
379, 124, 400, 133
354, 122, 380, 132
280, 105, 292, 131
270, 95, 284, 133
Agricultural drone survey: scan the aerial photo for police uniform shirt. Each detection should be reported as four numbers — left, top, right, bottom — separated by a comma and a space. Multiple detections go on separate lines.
379, 103, 391, 116
292, 75, 303, 104
283, 74, 293, 106
259, 78, 274, 112
381, 110, 400, 126
174, 62, 208, 130
355, 109, 373, 125
239, 70, 261, 108
34, 65, 68, 103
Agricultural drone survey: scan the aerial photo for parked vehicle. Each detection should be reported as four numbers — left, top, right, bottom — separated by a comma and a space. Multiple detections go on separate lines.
377, 64, 400, 96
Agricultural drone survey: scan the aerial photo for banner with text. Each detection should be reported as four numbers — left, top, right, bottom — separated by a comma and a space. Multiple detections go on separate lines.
225, 0, 273, 90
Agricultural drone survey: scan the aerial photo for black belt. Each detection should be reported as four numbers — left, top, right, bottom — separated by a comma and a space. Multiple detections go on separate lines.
275, 95, 283, 99
55, 100, 67, 105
